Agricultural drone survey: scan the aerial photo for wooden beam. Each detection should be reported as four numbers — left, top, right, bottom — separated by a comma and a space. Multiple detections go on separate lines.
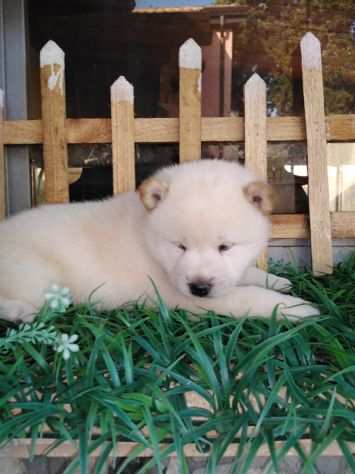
4, 115, 355, 145
244, 73, 268, 270
179, 38, 202, 161
40, 40, 69, 204
270, 212, 355, 239
3, 119, 43, 144
271, 214, 309, 239
267, 116, 305, 141
326, 114, 355, 141
111, 77, 135, 194
301, 32, 333, 274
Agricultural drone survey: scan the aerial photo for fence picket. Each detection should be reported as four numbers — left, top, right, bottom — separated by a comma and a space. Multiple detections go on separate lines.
111, 76, 135, 194
40, 40, 69, 204
0, 89, 5, 219
244, 73, 268, 270
301, 32, 333, 275
179, 38, 202, 162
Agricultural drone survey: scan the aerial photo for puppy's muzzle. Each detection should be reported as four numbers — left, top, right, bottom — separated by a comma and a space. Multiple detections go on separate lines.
188, 281, 212, 297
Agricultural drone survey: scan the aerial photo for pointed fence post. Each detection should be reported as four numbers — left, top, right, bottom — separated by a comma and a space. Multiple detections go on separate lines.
40, 40, 69, 203
244, 73, 268, 270
111, 76, 135, 194
0, 89, 5, 219
301, 32, 333, 275
179, 38, 202, 162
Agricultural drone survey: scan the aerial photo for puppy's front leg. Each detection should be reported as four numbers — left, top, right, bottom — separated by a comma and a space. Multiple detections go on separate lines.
240, 267, 292, 293
187, 286, 319, 319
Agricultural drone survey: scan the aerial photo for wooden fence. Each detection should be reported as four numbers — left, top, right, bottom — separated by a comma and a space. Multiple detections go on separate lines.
1, 32, 355, 275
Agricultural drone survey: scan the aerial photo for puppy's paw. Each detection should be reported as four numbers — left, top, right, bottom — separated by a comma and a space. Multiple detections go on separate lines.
280, 296, 320, 319
0, 297, 36, 323
267, 275, 292, 293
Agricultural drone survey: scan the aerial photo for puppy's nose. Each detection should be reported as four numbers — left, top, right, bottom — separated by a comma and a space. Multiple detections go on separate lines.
189, 281, 212, 297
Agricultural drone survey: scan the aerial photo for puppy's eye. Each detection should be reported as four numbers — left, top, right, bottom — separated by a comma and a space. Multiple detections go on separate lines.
218, 244, 232, 253
177, 243, 187, 252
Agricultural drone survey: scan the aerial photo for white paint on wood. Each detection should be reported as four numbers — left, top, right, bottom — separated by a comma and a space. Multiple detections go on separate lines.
47, 68, 63, 93
179, 38, 202, 70
40, 40, 65, 68
111, 76, 134, 104
300, 32, 322, 69
245, 72, 265, 88
40, 40, 65, 94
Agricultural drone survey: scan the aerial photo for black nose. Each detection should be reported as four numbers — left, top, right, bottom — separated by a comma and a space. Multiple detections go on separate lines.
189, 282, 212, 297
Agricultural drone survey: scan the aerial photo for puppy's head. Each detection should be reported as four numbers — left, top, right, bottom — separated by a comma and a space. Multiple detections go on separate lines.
138, 160, 272, 299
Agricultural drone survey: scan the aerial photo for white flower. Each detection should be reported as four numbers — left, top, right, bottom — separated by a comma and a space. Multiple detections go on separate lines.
45, 284, 72, 313
56, 333, 79, 360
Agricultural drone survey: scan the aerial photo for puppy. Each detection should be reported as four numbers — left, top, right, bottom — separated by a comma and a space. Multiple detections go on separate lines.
0, 160, 318, 321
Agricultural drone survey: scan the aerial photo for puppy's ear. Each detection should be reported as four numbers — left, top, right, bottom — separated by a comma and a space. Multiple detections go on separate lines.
243, 181, 273, 215
138, 177, 169, 211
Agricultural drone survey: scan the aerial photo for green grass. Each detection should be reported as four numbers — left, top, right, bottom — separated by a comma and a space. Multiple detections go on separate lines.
1, 254, 355, 473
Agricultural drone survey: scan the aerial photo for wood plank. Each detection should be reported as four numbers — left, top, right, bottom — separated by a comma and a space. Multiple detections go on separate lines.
40, 41, 69, 204
327, 114, 355, 141
2, 438, 351, 459
4, 115, 355, 145
271, 212, 355, 239
244, 73, 268, 270
135, 118, 179, 143
301, 32, 333, 275
66, 118, 111, 143
202, 117, 244, 141
0, 89, 5, 219
179, 38, 202, 161
111, 76, 135, 194
271, 214, 309, 239
3, 119, 42, 144
267, 116, 306, 141
331, 211, 355, 239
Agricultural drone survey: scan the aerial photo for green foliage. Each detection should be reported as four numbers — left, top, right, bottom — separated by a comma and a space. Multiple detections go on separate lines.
0, 321, 58, 354
216, 0, 355, 115
1, 255, 355, 472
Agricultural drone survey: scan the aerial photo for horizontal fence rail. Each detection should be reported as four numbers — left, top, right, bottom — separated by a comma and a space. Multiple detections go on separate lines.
1, 32, 355, 275
2, 115, 355, 144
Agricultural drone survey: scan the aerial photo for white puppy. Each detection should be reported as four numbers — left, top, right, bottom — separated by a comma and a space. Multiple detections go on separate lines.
0, 159, 318, 322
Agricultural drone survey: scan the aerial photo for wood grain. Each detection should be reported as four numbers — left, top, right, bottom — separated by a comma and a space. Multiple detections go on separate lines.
244, 74, 268, 269
111, 77, 135, 194
301, 32, 333, 275
40, 42, 69, 203
270, 212, 355, 239
179, 39, 202, 161
3, 115, 355, 145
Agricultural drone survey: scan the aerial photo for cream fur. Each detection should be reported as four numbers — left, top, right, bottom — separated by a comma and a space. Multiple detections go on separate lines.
0, 160, 318, 322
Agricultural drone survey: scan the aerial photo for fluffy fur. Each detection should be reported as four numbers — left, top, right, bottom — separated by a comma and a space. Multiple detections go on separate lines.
0, 160, 318, 322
